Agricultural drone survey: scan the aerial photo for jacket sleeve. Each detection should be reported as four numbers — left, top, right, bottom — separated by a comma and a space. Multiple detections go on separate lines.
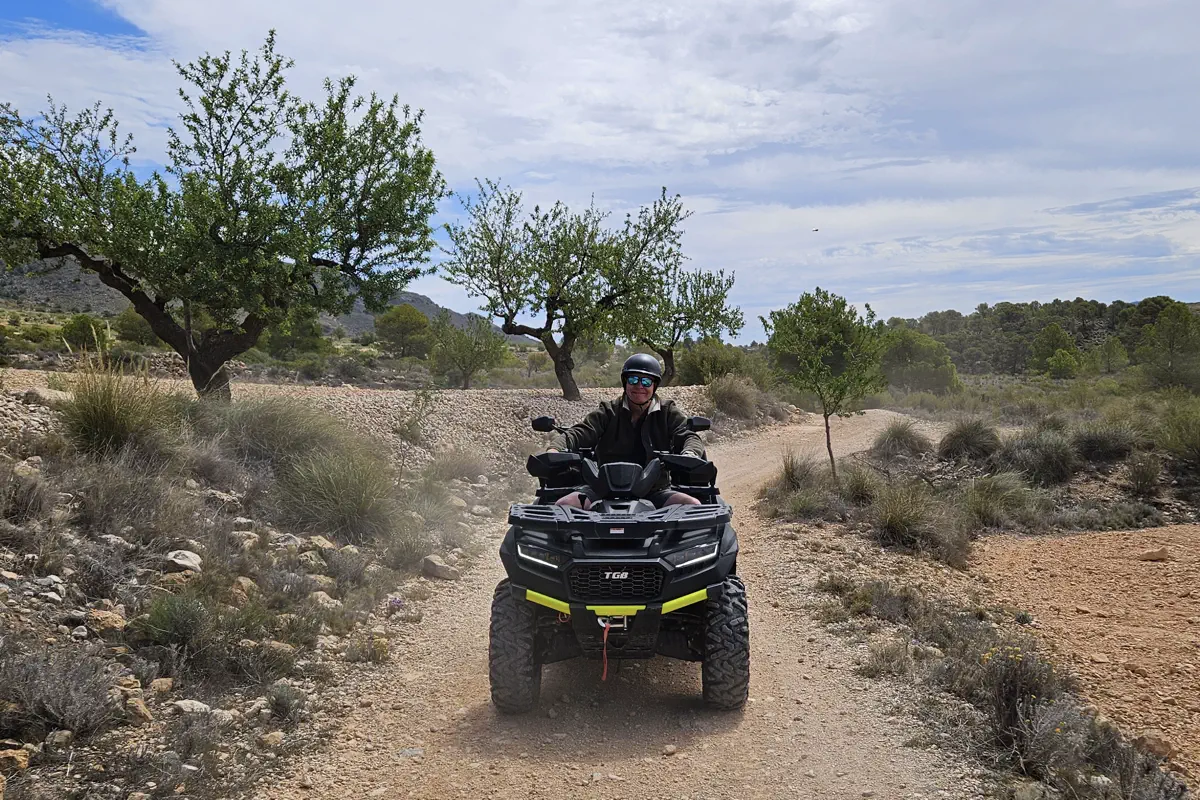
551, 404, 609, 451
665, 404, 704, 457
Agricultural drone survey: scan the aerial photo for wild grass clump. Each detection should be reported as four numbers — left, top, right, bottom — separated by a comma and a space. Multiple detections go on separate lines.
995, 430, 1079, 486
706, 374, 758, 419
215, 398, 351, 466
1071, 423, 1137, 462
67, 453, 204, 545
424, 449, 489, 482
0, 462, 52, 523
960, 472, 1029, 529
870, 482, 970, 567
274, 445, 400, 545
0, 644, 120, 738
871, 418, 932, 460
937, 418, 1001, 461
780, 449, 823, 492
58, 367, 182, 459
1156, 397, 1200, 463
760, 450, 843, 520
267, 682, 308, 723
837, 462, 881, 506
1125, 453, 1161, 498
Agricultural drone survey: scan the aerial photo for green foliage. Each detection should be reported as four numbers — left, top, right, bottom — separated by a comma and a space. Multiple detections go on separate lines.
1045, 348, 1079, 379
869, 482, 969, 567
1156, 395, 1200, 462
275, 446, 400, 544
996, 430, 1080, 486
1136, 302, 1200, 389
1070, 423, 1137, 462
374, 303, 430, 358
706, 374, 758, 419
871, 418, 932, 460
441, 179, 691, 400
428, 311, 506, 388
880, 326, 961, 393
1093, 335, 1128, 374
620, 266, 743, 384
961, 472, 1029, 528
59, 366, 182, 458
938, 418, 1002, 460
113, 306, 161, 346
762, 287, 888, 476
1030, 323, 1078, 372
525, 350, 551, 377
60, 313, 109, 350
677, 338, 773, 388
263, 310, 332, 360
0, 32, 446, 396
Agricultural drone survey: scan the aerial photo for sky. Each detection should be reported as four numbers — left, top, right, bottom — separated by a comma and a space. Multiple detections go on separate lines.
3, 1, 1200, 342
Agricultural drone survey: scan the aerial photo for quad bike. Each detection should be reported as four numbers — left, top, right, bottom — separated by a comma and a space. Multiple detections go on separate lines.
488, 414, 750, 713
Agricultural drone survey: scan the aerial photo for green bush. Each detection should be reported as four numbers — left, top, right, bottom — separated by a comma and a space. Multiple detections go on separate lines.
996, 430, 1079, 486
1071, 424, 1137, 462
112, 306, 161, 346
1125, 452, 1161, 498
870, 482, 969, 567
937, 418, 1001, 460
961, 472, 1028, 529
275, 445, 400, 544
215, 398, 352, 466
1157, 397, 1200, 463
838, 462, 881, 506
871, 418, 932, 459
58, 367, 181, 458
60, 313, 110, 350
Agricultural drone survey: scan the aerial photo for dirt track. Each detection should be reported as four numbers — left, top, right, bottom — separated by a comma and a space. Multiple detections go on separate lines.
254, 413, 984, 800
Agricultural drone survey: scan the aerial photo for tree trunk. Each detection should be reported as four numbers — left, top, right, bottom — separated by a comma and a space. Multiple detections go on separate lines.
660, 348, 676, 386
542, 334, 581, 401
187, 357, 233, 401
824, 412, 837, 480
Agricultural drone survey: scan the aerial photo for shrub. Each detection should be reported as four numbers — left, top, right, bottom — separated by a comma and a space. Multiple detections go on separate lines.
871, 418, 932, 459
870, 483, 969, 567
112, 306, 161, 346
937, 419, 1001, 461
1125, 453, 1161, 498
0, 645, 120, 737
780, 449, 823, 492
267, 682, 308, 722
344, 634, 390, 663
274, 445, 400, 544
1071, 424, 1137, 462
59, 367, 180, 459
215, 398, 353, 466
1157, 398, 1200, 463
961, 472, 1029, 529
860, 637, 913, 678
0, 463, 51, 523
68, 454, 203, 544
424, 449, 489, 482
60, 313, 109, 350
996, 430, 1079, 486
838, 462, 881, 506
706, 374, 758, 419
143, 592, 211, 652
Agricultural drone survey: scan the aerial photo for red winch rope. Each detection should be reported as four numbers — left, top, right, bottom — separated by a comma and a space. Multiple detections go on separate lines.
601, 621, 612, 681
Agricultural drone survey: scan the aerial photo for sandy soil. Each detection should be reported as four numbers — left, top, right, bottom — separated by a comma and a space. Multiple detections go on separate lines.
248, 413, 989, 800
976, 528, 1200, 778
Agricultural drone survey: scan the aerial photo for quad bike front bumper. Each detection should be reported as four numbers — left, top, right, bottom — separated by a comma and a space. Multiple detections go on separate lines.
506, 581, 725, 662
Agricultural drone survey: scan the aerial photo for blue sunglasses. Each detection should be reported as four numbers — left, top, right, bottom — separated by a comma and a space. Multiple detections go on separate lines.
625, 375, 655, 387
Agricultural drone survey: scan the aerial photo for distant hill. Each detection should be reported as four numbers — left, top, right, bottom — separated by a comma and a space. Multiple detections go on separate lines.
0, 258, 536, 345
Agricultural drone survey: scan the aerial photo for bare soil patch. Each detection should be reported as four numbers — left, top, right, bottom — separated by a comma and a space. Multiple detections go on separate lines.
975, 527, 1200, 779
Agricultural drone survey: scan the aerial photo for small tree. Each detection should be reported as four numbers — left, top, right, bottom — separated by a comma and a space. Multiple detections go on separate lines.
1046, 348, 1080, 379
619, 265, 743, 385
676, 337, 747, 385
525, 350, 551, 378
1094, 335, 1128, 374
442, 180, 689, 400
113, 306, 161, 346
762, 288, 887, 478
0, 32, 446, 399
374, 304, 430, 358
1030, 323, 1077, 372
60, 313, 109, 350
880, 327, 961, 393
429, 312, 506, 389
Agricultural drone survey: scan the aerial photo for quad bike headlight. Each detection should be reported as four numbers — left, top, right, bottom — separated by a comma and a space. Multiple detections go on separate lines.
517, 543, 568, 569
664, 541, 719, 569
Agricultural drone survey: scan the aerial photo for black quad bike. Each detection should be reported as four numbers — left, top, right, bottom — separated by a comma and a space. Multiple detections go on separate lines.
488, 414, 750, 713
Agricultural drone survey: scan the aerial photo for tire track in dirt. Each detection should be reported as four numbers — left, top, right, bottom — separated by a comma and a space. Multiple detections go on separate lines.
257, 411, 982, 800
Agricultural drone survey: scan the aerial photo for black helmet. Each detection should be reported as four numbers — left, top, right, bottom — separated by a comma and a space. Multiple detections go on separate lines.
621, 353, 662, 385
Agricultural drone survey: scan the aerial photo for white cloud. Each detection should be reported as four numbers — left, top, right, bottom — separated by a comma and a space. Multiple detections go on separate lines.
4, 0, 1200, 342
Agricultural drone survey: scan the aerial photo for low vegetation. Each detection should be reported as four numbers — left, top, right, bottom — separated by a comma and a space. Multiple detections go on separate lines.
814, 577, 1189, 800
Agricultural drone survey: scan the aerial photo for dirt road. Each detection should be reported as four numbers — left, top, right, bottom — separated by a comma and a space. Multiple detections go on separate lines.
256, 412, 982, 800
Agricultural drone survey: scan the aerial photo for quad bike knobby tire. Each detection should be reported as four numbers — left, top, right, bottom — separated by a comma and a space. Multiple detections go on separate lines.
702, 575, 750, 710
488, 579, 541, 713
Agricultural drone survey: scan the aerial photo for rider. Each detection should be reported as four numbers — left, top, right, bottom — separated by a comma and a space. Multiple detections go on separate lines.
548, 353, 704, 510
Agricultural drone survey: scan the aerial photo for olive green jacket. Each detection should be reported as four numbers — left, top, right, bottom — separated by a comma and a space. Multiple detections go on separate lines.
551, 397, 704, 478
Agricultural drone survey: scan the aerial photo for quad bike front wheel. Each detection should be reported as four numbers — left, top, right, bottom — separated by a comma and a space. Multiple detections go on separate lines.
702, 575, 750, 710
488, 579, 542, 713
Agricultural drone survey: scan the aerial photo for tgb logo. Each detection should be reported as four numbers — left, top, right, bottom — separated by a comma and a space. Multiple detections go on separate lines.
604, 571, 629, 580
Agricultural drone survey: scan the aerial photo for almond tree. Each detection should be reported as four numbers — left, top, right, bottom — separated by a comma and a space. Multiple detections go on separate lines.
441, 180, 689, 400
0, 32, 446, 398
